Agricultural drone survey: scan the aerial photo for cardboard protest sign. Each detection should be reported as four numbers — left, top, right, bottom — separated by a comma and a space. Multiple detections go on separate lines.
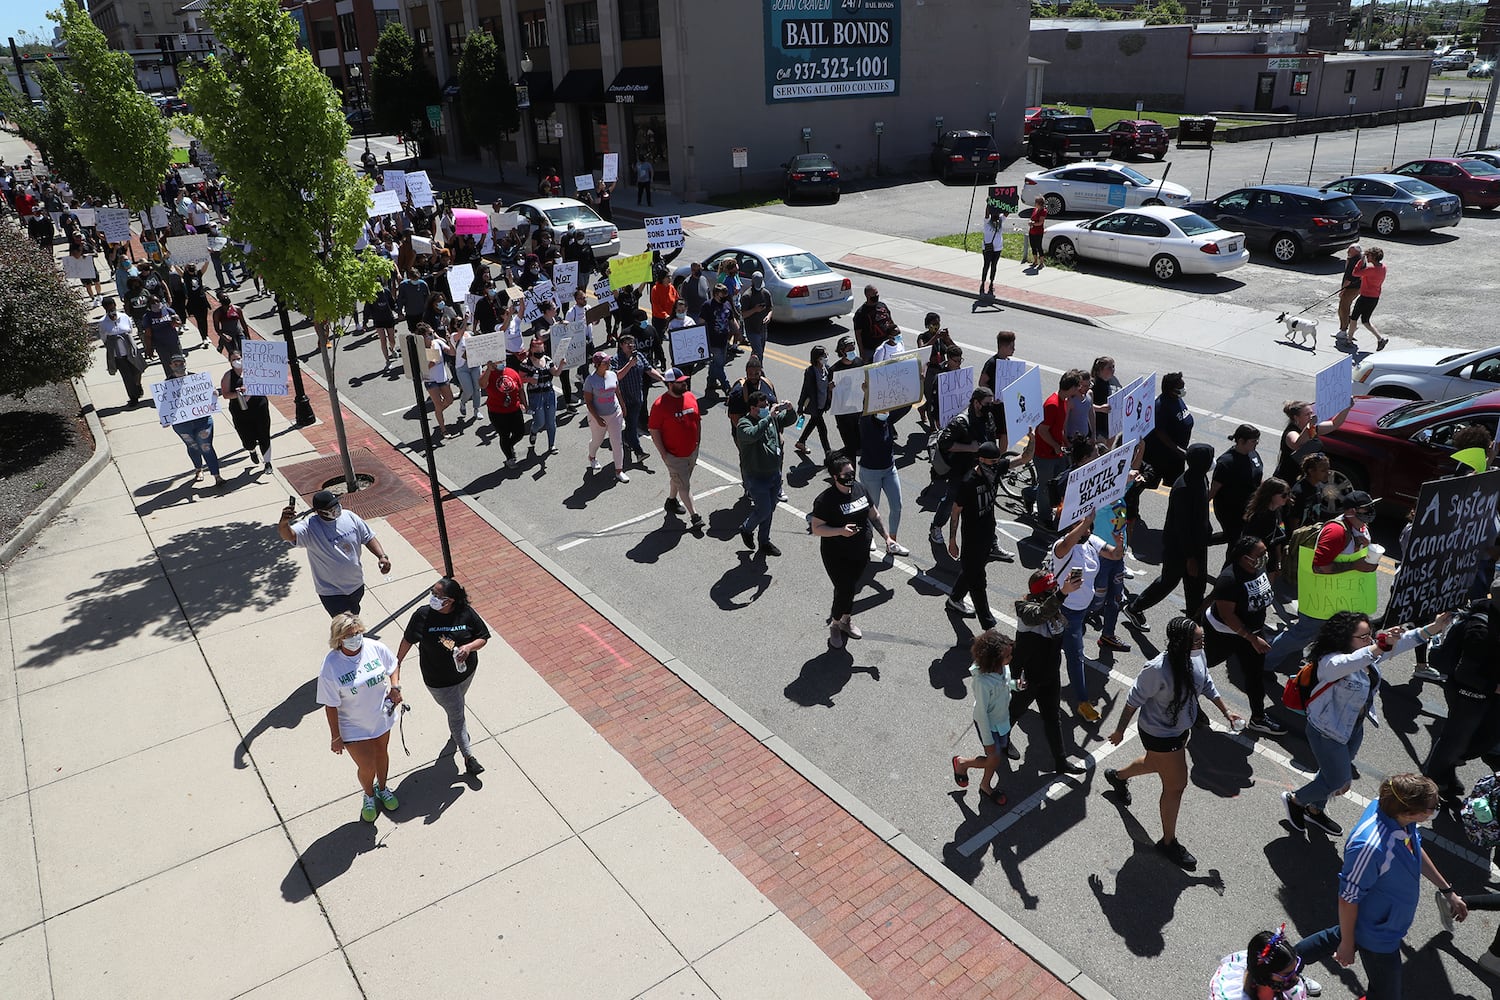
463, 332, 507, 368
1058, 438, 1138, 526
368, 189, 401, 218
150, 371, 221, 426
178, 166, 205, 185
585, 302, 613, 325
1385, 470, 1500, 625
96, 207, 133, 245
1316, 358, 1353, 423
446, 262, 474, 303
998, 364, 1043, 445
644, 215, 684, 252
1106, 375, 1144, 441
406, 170, 434, 207
602, 153, 619, 184
61, 255, 96, 280
670, 324, 709, 366
138, 205, 169, 230
552, 261, 579, 299
575, 173, 595, 192
831, 366, 866, 416
937, 366, 975, 429
382, 169, 407, 199
863, 356, 922, 415
609, 251, 652, 289
240, 339, 289, 396
551, 320, 588, 368
72, 207, 97, 227
453, 208, 488, 236
170, 234, 212, 264
592, 276, 616, 308
523, 280, 557, 324
987, 185, 1019, 214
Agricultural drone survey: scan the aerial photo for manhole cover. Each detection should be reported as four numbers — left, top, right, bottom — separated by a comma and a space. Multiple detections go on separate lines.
321, 473, 377, 497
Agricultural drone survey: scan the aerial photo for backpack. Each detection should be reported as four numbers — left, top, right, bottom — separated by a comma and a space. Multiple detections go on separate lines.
932, 413, 967, 479
1281, 659, 1334, 713
1284, 518, 1340, 591
1429, 603, 1490, 690
1461, 772, 1500, 848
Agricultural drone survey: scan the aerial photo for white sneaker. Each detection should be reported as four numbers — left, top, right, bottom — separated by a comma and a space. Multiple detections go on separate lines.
1301, 974, 1322, 997
616, 471, 630, 483
945, 596, 976, 617
1122, 566, 1136, 579
1434, 888, 1457, 934
887, 540, 911, 557
588, 458, 600, 472
929, 526, 946, 545
777, 490, 789, 502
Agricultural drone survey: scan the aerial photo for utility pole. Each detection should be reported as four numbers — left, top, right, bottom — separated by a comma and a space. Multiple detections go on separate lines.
1476, 61, 1500, 148
9, 38, 34, 99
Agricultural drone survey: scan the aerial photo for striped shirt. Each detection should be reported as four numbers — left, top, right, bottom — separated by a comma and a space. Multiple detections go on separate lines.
1338, 799, 1422, 953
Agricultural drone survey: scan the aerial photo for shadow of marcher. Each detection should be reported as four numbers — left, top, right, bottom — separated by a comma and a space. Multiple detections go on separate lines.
281, 820, 380, 902
928, 641, 976, 700
784, 647, 880, 708
235, 678, 317, 770
1185, 722, 1255, 798
15, 521, 301, 675
562, 469, 616, 509
625, 520, 688, 564
941, 791, 1003, 886
387, 749, 474, 826
1261, 828, 1369, 997
1088, 803, 1226, 957
1378, 677, 1438, 774
708, 555, 773, 610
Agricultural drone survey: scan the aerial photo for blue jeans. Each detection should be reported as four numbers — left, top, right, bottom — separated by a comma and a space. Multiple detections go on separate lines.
747, 328, 767, 362
708, 347, 729, 392
1295, 925, 1402, 1000
1297, 719, 1365, 811
741, 473, 781, 546
175, 417, 220, 476
1061, 603, 1090, 702
620, 392, 645, 454
1093, 558, 1125, 637
530, 388, 557, 449
1265, 613, 1325, 674
453, 364, 481, 413
858, 465, 902, 542
1024, 456, 1070, 521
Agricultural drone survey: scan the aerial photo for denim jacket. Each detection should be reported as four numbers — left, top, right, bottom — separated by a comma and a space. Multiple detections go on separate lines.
1307, 627, 1425, 744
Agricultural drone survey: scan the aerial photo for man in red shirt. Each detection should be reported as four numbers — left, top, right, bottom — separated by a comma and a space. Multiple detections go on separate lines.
481, 360, 527, 468
648, 367, 704, 530
1024, 369, 1085, 527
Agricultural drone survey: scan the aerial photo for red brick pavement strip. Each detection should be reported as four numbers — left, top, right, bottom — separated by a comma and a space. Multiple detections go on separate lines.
247, 318, 1087, 1000
834, 253, 1119, 320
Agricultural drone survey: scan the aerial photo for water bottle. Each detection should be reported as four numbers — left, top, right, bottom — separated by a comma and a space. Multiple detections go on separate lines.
1473, 796, 1494, 824
796, 414, 806, 430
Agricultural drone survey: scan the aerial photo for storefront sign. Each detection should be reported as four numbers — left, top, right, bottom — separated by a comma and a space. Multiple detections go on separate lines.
1267, 57, 1315, 71
764, 0, 900, 104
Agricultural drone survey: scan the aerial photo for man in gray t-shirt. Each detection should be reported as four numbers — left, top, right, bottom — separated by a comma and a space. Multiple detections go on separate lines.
740, 271, 773, 361
278, 490, 392, 615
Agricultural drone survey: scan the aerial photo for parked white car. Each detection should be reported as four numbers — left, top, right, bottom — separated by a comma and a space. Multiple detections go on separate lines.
1044, 206, 1249, 282
672, 244, 854, 323
509, 197, 620, 258
1023, 161, 1192, 217
1354, 345, 1500, 400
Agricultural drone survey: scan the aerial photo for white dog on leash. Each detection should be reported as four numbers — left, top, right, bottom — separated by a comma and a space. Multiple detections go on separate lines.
1275, 311, 1317, 349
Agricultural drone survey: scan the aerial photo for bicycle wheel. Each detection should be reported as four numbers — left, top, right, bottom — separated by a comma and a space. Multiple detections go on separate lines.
998, 461, 1035, 501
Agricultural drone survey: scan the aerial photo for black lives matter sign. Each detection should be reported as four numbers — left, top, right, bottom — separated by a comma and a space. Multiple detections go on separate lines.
1385, 470, 1500, 624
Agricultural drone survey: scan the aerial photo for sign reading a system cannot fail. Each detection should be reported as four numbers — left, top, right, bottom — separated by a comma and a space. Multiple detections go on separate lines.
764, 0, 900, 104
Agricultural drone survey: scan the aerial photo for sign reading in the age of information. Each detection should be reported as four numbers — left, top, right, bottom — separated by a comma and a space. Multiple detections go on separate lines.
763, 0, 900, 104
150, 371, 221, 427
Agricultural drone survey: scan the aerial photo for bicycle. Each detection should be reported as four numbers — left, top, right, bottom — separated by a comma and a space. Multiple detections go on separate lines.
997, 457, 1036, 502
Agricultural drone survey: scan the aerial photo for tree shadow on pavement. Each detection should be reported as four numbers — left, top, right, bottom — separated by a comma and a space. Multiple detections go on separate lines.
1088, 804, 1225, 957
784, 647, 879, 708
15, 520, 300, 674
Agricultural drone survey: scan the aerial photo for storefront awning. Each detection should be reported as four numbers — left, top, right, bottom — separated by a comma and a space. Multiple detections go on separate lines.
552, 68, 604, 104
521, 70, 553, 104
605, 66, 663, 104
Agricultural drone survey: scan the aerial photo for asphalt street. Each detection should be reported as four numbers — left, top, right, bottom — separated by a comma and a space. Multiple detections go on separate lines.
241, 204, 1500, 998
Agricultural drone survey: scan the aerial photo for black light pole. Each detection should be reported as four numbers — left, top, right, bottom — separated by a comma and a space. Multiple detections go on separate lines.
276, 296, 318, 425
403, 333, 454, 577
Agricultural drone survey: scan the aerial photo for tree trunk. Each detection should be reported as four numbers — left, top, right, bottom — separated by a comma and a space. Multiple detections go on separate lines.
316, 320, 360, 494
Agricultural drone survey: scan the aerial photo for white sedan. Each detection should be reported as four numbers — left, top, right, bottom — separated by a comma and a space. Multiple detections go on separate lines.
1023, 161, 1192, 216
1354, 345, 1500, 401
1044, 206, 1249, 282
673, 244, 854, 323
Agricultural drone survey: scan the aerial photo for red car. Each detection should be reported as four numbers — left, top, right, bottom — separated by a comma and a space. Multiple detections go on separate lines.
1392, 158, 1500, 209
1318, 389, 1500, 509
1023, 106, 1069, 136
1099, 120, 1169, 160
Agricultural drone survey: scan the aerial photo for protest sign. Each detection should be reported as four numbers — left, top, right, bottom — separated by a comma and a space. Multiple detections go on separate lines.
937, 366, 975, 429
452, 208, 488, 236
644, 215, 684, 252
988, 357, 1030, 393
368, 189, 401, 218
382, 169, 407, 199
446, 262, 474, 303
150, 371, 221, 426
96, 207, 133, 245
240, 339, 289, 396
61, 255, 96, 280
464, 293, 481, 317
1297, 544, 1379, 619
552, 321, 588, 368
575, 173, 595, 192
592, 276, 616, 308
585, 302, 613, 324
178, 166, 205, 185
1315, 358, 1353, 422
1058, 438, 1138, 527
670, 325, 709, 366
1124, 373, 1157, 441
1106, 375, 1144, 440
463, 332, 507, 368
552, 261, 579, 299
1385, 470, 1500, 625
864, 355, 922, 414
406, 170, 434, 207
169, 234, 212, 264
831, 366, 866, 416
138, 205, 169, 230
987, 185, 1019, 214
999, 364, 1043, 445
490, 211, 524, 232
523, 280, 557, 324
73, 207, 97, 228
609, 251, 652, 289
602, 153, 619, 184
411, 235, 433, 255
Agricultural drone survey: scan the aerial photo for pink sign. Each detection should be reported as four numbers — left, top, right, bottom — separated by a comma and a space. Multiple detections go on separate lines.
453, 208, 489, 236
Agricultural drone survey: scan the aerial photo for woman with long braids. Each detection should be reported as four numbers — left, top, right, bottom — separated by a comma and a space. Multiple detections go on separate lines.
1103, 616, 1242, 871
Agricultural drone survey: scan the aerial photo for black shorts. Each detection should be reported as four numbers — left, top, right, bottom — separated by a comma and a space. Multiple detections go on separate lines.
1029, 232, 1044, 254
1140, 727, 1191, 753
405, 314, 422, 333
1350, 296, 1380, 324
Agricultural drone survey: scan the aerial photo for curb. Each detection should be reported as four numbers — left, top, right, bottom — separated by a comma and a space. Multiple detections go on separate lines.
0, 376, 112, 568
832, 258, 1104, 330
292, 349, 1117, 1000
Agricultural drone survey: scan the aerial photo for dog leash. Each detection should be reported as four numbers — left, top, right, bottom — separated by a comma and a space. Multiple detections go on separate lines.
1294, 288, 1339, 316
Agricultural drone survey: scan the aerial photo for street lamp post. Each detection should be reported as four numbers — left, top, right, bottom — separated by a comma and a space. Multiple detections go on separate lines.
348, 63, 370, 156
516, 52, 534, 179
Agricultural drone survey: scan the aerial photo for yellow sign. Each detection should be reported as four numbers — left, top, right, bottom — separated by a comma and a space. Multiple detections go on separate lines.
609, 251, 652, 290
1297, 547, 1378, 620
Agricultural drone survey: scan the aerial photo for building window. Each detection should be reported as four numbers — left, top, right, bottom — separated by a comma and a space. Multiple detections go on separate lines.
1398, 66, 1409, 89
338, 12, 358, 51
619, 0, 659, 40
520, 9, 548, 49
416, 26, 434, 62
375, 10, 400, 34
447, 22, 464, 59
314, 18, 337, 51
1343, 68, 1355, 93
1373, 67, 1384, 90
1291, 72, 1310, 96
142, 5, 153, 23
566, 2, 599, 44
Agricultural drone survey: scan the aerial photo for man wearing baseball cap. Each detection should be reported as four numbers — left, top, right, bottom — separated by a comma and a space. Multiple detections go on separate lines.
278, 490, 393, 616
1264, 489, 1381, 675
648, 368, 704, 530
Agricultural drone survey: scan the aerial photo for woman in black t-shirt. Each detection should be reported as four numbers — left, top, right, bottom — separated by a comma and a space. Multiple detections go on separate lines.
1203, 536, 1286, 735
809, 452, 892, 650
397, 578, 491, 775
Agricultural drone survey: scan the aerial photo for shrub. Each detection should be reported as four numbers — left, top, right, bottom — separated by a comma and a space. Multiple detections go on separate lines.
0, 219, 95, 399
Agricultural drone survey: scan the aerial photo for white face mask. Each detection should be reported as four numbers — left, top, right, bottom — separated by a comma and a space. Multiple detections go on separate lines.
428, 594, 447, 611
340, 633, 364, 653
231, 359, 243, 370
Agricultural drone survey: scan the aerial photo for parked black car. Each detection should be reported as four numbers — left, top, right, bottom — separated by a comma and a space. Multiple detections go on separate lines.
930, 129, 1000, 183
782, 153, 841, 202
1026, 116, 1114, 167
1182, 185, 1361, 263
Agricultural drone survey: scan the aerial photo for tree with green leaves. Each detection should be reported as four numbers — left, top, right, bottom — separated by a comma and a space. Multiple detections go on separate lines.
181, 0, 391, 491
1063, 0, 1121, 19
1132, 0, 1186, 24
0, 216, 94, 400
52, 0, 171, 212
25, 59, 109, 198
369, 21, 440, 143
457, 30, 518, 173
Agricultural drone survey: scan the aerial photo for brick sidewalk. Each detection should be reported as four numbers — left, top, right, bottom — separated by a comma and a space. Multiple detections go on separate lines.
252, 319, 1080, 999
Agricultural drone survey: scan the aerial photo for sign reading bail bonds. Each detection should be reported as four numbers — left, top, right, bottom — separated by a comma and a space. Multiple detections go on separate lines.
764, 0, 900, 104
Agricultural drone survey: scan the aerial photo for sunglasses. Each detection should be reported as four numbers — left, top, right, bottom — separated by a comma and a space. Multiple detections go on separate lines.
1268, 957, 1304, 986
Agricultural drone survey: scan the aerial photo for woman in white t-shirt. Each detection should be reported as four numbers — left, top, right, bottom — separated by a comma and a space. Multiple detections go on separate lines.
316, 613, 403, 824
419, 321, 456, 439
449, 323, 482, 423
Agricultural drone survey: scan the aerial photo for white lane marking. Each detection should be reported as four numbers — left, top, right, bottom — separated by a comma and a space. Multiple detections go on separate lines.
556, 484, 736, 550
381, 406, 410, 416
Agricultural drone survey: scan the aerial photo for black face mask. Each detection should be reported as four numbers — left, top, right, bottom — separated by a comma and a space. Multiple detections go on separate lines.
836, 472, 856, 485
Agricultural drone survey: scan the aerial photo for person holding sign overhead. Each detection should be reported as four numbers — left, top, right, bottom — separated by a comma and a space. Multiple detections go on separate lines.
163, 353, 225, 487
219, 349, 273, 472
